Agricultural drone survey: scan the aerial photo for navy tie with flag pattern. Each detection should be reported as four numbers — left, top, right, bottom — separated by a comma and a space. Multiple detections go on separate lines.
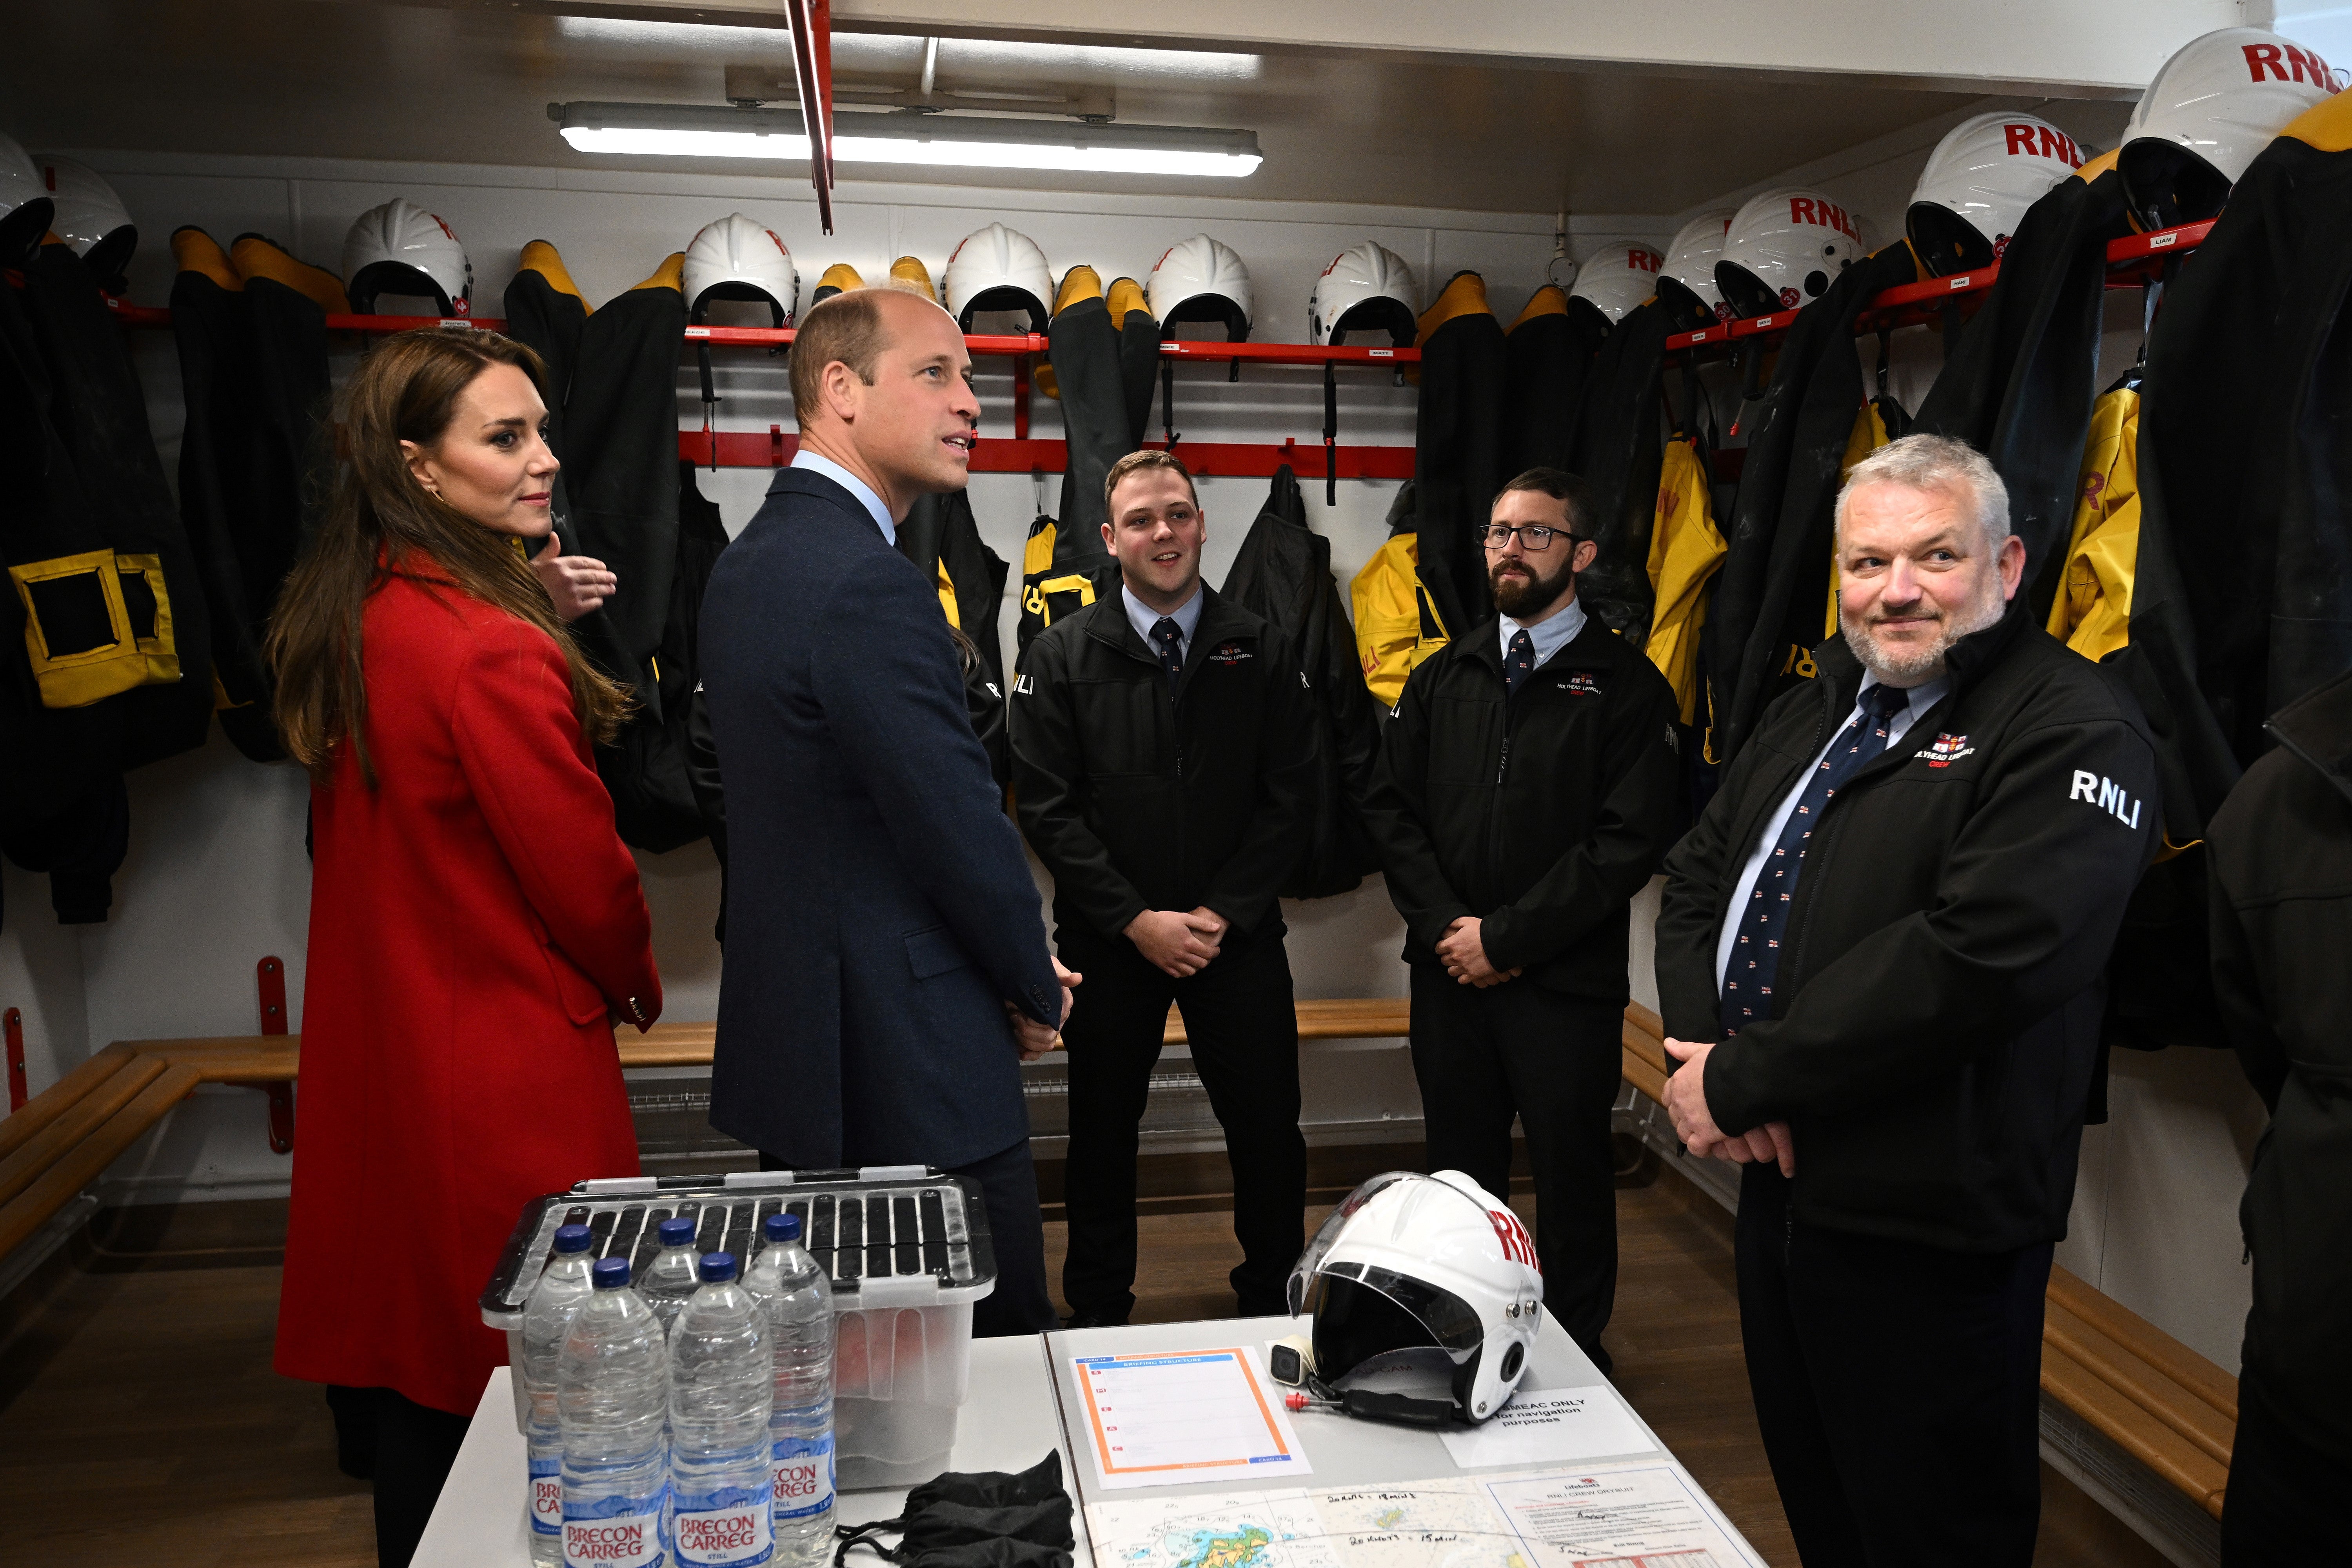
1504, 630, 1536, 697
1719, 682, 1911, 1037
1150, 617, 1184, 695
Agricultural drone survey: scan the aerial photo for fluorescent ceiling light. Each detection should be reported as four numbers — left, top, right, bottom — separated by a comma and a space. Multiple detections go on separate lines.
550, 102, 1261, 177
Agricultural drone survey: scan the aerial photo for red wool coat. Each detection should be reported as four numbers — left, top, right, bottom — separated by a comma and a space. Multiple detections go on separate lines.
275, 560, 661, 1416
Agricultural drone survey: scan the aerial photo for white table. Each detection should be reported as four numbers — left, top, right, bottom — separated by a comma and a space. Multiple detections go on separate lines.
416, 1313, 1760, 1566
413, 1335, 1074, 1567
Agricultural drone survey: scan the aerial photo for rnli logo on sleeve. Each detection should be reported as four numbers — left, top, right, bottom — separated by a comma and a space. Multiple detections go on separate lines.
1914, 733, 1974, 767
1207, 641, 1253, 665
1011, 673, 1035, 696
2070, 769, 2144, 829
1557, 671, 1604, 697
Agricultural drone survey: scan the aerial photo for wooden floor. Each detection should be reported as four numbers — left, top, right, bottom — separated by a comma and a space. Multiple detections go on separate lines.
0, 1159, 2170, 1568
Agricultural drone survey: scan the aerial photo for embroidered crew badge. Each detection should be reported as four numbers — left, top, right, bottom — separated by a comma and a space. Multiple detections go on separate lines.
1914, 732, 1974, 768
1558, 671, 1604, 697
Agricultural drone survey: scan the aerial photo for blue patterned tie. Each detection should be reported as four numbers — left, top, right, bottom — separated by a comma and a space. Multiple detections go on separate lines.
1150, 617, 1184, 695
1504, 630, 1536, 697
1719, 683, 1911, 1037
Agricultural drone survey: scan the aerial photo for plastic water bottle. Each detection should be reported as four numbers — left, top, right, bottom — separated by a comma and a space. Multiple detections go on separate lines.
669, 1253, 775, 1566
643, 1216, 704, 1338
560, 1257, 670, 1568
743, 1213, 835, 1564
523, 1224, 598, 1564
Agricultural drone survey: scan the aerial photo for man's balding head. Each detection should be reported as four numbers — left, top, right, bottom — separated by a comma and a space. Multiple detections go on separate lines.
789, 285, 979, 517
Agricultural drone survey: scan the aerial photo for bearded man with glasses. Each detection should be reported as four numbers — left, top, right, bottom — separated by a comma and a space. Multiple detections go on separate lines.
1360, 466, 1680, 1373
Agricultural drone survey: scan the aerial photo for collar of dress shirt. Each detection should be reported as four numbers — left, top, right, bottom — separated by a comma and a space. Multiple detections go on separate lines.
1497, 592, 1589, 671
791, 448, 896, 545
1122, 581, 1204, 656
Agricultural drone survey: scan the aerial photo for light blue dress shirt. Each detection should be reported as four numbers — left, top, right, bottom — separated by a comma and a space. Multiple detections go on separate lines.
1122, 582, 1204, 662
791, 448, 895, 546
1497, 593, 1589, 671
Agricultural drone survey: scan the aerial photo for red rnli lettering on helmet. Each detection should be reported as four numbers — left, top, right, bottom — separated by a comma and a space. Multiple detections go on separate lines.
1787, 196, 1862, 244
2004, 122, 2083, 166
1488, 1207, 1538, 1272
1628, 248, 1659, 272
2244, 40, 2336, 86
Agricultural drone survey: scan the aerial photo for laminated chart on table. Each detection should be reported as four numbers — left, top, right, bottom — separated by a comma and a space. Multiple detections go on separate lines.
1073, 1348, 1313, 1490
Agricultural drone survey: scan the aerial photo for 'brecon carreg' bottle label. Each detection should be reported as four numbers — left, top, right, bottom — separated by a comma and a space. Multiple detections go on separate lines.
773, 1432, 835, 1519
530, 1455, 563, 1538
673, 1478, 776, 1566
564, 1490, 668, 1567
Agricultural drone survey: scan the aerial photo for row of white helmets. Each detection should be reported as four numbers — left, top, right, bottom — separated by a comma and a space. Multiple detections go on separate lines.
0, 136, 139, 267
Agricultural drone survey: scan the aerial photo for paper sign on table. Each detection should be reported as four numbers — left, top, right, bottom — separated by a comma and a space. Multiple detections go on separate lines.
1073, 1348, 1313, 1490
1438, 1384, 1651, 1468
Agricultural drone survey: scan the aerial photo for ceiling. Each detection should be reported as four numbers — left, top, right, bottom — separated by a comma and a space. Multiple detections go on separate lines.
8, 0, 2057, 215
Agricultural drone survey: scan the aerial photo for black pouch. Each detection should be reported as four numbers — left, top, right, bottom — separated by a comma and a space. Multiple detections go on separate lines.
835, 1453, 1074, 1568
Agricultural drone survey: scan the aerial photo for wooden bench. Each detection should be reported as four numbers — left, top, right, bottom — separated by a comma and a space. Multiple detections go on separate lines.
4, 1001, 2245, 1541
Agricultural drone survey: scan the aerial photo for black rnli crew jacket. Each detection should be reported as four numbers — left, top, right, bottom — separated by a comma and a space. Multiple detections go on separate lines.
1010, 586, 1317, 942
1657, 609, 2160, 1252
1361, 610, 1680, 998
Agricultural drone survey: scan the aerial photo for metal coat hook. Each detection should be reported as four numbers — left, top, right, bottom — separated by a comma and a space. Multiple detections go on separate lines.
1161, 359, 1181, 450
1543, 207, 1575, 292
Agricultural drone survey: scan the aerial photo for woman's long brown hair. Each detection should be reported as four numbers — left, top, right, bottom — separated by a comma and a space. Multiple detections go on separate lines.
267, 327, 630, 782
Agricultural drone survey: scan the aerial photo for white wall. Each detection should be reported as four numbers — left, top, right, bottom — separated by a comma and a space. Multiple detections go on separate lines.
0, 146, 1674, 1201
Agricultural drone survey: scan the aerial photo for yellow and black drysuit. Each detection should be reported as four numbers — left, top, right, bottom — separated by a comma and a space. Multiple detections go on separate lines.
1348, 482, 1450, 711
502, 247, 711, 851
900, 487, 1014, 784
1502, 285, 1607, 476
1910, 155, 2133, 615
1706, 241, 1918, 764
1410, 272, 1509, 642
1019, 271, 1153, 657
1565, 295, 1681, 635
3, 238, 216, 924
1220, 464, 1382, 897
167, 229, 341, 762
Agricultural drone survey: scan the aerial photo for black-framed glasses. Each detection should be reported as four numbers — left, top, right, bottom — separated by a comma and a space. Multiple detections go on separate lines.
1475, 523, 1587, 552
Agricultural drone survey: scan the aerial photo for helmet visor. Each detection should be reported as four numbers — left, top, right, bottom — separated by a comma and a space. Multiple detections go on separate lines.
1287, 1171, 1417, 1316
1302, 1261, 1485, 1389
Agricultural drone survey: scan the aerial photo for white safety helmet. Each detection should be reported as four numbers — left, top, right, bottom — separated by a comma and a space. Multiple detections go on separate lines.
1308, 241, 1418, 346
1147, 233, 1253, 341
0, 130, 52, 262
343, 198, 473, 317
943, 222, 1052, 332
1716, 187, 1871, 318
1287, 1170, 1543, 1425
29, 155, 134, 265
1656, 210, 1737, 328
683, 212, 800, 327
2119, 26, 2342, 230
1567, 241, 1666, 326
1907, 112, 2085, 276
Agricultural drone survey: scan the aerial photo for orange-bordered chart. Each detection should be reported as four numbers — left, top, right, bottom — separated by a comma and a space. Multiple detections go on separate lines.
1073, 1348, 1314, 1491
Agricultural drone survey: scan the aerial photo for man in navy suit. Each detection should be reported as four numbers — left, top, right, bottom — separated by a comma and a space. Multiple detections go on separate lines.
701, 286, 1076, 1334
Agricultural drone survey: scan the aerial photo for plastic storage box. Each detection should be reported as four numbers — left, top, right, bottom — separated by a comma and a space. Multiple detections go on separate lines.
482, 1167, 997, 1489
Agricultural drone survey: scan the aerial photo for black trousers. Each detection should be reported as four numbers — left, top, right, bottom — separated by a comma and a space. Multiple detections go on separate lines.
2220, 1369, 2343, 1561
1407, 965, 1626, 1367
1059, 927, 1304, 1321
1735, 1165, 2051, 1568
760, 1138, 1057, 1338
325, 1384, 473, 1568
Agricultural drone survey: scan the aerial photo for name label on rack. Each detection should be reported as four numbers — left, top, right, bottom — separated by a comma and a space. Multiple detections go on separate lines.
686, 326, 713, 337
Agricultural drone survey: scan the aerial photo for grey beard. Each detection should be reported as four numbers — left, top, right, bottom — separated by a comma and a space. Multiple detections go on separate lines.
1840, 572, 2007, 685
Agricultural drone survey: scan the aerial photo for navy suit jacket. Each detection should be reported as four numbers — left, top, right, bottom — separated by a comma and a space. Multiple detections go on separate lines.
700, 467, 1059, 1166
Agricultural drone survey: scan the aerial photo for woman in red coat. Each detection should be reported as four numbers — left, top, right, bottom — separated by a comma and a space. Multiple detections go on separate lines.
267, 327, 661, 1566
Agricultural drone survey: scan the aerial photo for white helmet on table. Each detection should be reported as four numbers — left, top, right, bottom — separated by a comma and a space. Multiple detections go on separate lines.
1568, 241, 1665, 325
943, 221, 1052, 332
1907, 112, 2085, 276
1287, 1169, 1543, 1425
2119, 26, 2342, 230
1716, 187, 1870, 318
683, 212, 800, 326
0, 130, 53, 263
1656, 210, 1737, 329
1309, 240, 1418, 345
343, 197, 473, 316
1148, 233, 1253, 341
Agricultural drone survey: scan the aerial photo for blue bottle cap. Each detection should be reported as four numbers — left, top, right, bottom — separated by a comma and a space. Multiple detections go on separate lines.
763, 1212, 801, 1243
658, 1216, 697, 1245
698, 1251, 738, 1283
553, 1224, 593, 1254
591, 1256, 632, 1290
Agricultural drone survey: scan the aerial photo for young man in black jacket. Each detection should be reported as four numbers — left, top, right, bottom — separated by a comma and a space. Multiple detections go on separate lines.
2206, 669, 2352, 1564
1010, 449, 1318, 1326
1360, 467, 1680, 1372
1656, 434, 2159, 1568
